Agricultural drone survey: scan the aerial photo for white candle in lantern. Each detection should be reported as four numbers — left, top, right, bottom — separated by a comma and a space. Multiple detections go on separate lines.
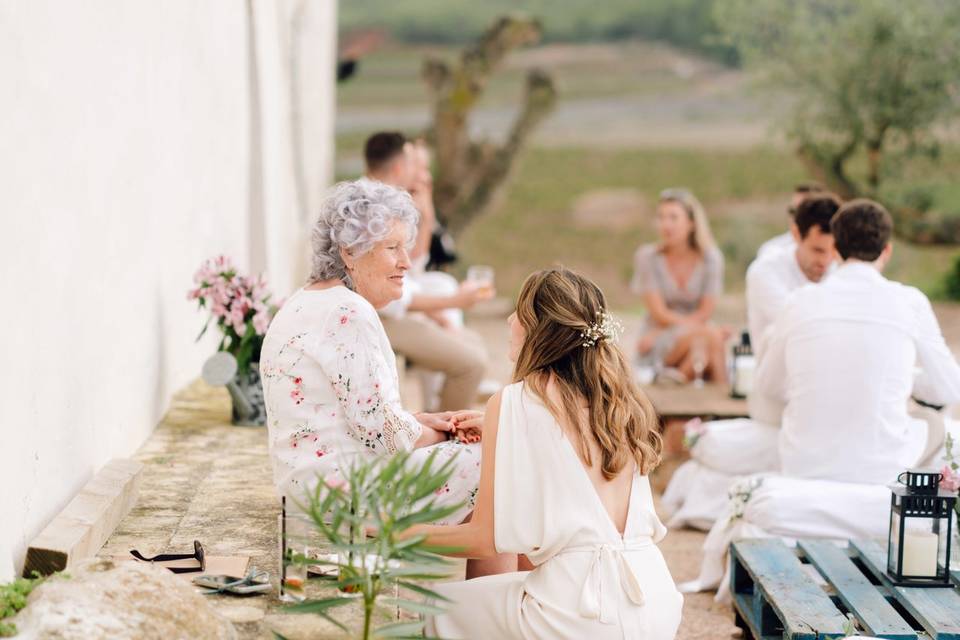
901, 530, 939, 576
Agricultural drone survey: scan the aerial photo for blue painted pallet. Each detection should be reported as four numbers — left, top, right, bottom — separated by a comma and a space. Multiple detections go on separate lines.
850, 539, 960, 640
730, 538, 960, 640
731, 539, 848, 639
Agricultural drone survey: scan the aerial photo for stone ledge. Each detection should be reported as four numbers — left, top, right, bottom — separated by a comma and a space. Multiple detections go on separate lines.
24, 459, 143, 577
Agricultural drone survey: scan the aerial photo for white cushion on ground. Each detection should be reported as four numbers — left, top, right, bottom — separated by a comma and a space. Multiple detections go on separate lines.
662, 461, 738, 531
690, 418, 780, 475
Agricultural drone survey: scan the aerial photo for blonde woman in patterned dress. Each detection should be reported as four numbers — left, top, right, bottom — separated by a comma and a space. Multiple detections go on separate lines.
260, 178, 514, 578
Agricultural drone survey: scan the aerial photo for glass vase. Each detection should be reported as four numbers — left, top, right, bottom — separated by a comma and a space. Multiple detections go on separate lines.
227, 362, 266, 426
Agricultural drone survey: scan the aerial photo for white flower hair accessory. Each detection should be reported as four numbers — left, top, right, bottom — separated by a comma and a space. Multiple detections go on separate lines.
580, 311, 624, 348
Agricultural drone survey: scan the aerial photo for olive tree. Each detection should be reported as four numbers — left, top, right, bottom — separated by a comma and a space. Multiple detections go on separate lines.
715, 0, 960, 242
422, 16, 557, 235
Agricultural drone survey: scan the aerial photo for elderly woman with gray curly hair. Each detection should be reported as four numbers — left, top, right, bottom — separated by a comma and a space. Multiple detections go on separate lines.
260, 179, 513, 576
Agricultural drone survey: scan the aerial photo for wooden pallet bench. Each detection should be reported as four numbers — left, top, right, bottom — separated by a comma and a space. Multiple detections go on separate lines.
730, 538, 960, 640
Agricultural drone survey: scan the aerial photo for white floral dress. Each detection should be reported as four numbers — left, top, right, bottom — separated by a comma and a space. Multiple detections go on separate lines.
260, 286, 481, 524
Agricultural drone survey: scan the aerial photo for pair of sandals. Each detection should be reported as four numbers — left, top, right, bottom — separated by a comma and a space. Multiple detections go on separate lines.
130, 540, 205, 574
130, 541, 270, 595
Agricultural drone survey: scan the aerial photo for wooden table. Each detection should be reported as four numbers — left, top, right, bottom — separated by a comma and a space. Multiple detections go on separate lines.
641, 382, 749, 421
731, 538, 960, 640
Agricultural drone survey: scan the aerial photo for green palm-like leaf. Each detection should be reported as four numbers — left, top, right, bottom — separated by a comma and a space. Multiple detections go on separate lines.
391, 535, 427, 551
380, 597, 446, 615
393, 503, 462, 530
372, 621, 427, 638
293, 451, 471, 638
416, 544, 465, 557
284, 596, 355, 622
395, 580, 453, 603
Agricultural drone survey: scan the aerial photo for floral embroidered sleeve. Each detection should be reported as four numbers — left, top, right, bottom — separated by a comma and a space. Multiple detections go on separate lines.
313, 302, 422, 454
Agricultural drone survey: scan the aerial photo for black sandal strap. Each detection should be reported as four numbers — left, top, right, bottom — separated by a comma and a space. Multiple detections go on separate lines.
130, 540, 205, 573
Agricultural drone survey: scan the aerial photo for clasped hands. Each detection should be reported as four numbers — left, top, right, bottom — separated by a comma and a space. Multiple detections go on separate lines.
415, 410, 483, 444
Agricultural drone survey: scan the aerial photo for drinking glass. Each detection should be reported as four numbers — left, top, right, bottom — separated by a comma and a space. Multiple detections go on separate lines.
690, 337, 707, 388
337, 515, 367, 596
279, 506, 313, 602
466, 265, 495, 300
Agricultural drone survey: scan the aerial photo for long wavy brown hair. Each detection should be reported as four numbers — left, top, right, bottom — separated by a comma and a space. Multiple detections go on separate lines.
513, 268, 662, 478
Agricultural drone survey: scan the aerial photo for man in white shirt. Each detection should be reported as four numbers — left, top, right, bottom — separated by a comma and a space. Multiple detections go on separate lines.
364, 132, 488, 410
753, 199, 960, 482
746, 194, 840, 353
689, 199, 960, 599
756, 183, 825, 259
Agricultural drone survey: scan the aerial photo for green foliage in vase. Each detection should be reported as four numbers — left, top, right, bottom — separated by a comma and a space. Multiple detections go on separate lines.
285, 450, 464, 640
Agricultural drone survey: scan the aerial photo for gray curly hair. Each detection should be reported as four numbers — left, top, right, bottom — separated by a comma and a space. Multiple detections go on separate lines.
310, 178, 420, 287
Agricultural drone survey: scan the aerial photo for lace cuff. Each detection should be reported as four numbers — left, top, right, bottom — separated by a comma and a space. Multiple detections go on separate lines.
383, 406, 423, 453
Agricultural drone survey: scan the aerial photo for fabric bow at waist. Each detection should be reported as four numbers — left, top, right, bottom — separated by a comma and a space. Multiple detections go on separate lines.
558, 538, 652, 625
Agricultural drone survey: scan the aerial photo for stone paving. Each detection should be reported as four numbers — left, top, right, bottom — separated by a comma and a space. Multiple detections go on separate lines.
98, 381, 365, 639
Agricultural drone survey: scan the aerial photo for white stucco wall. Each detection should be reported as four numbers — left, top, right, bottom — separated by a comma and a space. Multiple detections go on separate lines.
0, 0, 336, 580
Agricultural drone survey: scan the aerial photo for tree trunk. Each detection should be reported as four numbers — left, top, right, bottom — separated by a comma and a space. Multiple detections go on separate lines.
422, 16, 557, 235
865, 138, 885, 195
795, 138, 860, 200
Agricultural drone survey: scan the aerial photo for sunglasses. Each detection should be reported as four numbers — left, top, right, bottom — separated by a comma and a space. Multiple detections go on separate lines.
130, 540, 205, 574
659, 188, 694, 201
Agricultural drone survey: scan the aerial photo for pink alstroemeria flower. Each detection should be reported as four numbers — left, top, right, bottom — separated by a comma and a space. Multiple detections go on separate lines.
682, 417, 708, 450
253, 311, 271, 335
940, 465, 960, 493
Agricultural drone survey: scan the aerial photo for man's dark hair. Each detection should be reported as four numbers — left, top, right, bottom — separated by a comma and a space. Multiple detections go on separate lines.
364, 132, 407, 173
788, 182, 826, 216
831, 199, 893, 261
794, 193, 842, 239
794, 182, 825, 194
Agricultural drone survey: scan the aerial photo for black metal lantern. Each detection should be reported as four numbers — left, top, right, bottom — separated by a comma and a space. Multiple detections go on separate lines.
886, 468, 956, 587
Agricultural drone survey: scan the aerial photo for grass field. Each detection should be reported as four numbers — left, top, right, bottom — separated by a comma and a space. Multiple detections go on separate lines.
335, 42, 960, 309
451, 146, 960, 308
338, 0, 735, 62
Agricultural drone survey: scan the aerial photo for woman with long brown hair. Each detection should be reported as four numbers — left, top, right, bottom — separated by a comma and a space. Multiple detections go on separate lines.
409, 268, 683, 639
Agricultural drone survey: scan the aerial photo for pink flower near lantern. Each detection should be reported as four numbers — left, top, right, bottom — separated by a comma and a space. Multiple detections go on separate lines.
940, 465, 960, 493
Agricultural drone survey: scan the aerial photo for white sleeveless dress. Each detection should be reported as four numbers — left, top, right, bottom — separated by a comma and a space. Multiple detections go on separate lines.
426, 382, 683, 639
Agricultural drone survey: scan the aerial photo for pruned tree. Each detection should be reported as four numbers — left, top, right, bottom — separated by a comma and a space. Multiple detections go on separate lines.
422, 16, 557, 235
715, 0, 960, 243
